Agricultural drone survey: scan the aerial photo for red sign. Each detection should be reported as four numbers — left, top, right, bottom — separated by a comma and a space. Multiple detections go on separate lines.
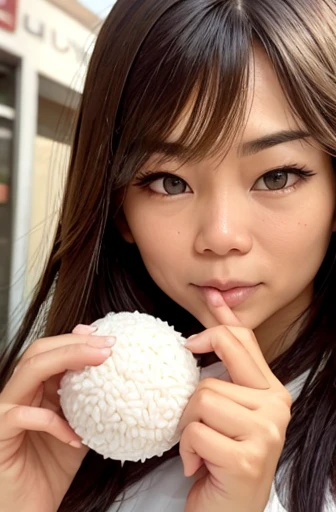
0, 0, 17, 32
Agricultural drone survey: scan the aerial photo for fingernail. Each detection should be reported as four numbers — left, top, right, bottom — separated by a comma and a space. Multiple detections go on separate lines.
105, 337, 117, 347
89, 336, 116, 348
100, 348, 113, 357
69, 440, 82, 449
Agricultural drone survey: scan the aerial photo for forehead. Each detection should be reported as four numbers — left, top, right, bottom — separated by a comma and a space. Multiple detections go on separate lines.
168, 45, 304, 150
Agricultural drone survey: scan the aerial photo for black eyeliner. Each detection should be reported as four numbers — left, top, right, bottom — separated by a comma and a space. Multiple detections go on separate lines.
134, 171, 183, 187
133, 164, 316, 189
263, 164, 316, 179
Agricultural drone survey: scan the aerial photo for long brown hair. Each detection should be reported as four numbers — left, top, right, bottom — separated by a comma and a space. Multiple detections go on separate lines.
1, 0, 336, 511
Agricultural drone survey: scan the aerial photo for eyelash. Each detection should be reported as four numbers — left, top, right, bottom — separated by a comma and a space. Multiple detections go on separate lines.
134, 165, 316, 197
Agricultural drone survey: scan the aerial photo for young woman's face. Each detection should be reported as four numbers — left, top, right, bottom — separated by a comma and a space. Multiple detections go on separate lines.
122, 47, 336, 342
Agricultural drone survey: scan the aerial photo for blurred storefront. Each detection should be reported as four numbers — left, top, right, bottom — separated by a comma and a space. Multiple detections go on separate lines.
0, 0, 100, 340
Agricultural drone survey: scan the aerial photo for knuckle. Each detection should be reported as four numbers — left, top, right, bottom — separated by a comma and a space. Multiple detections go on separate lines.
197, 378, 217, 391
28, 338, 46, 355
179, 422, 201, 455
23, 337, 50, 358
184, 421, 203, 441
271, 389, 293, 408
268, 393, 292, 422
237, 446, 265, 479
196, 388, 214, 411
6, 405, 25, 423
277, 390, 293, 409
260, 420, 284, 446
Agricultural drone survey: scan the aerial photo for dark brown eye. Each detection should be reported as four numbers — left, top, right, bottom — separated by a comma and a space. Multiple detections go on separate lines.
263, 171, 288, 190
162, 176, 187, 195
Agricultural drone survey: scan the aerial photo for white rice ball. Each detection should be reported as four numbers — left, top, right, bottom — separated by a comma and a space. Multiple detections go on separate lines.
59, 311, 200, 463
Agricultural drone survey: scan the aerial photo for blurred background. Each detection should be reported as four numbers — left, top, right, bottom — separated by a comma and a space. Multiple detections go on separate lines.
0, 0, 115, 342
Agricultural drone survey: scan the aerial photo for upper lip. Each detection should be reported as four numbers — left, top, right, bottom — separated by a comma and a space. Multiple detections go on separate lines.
195, 279, 259, 292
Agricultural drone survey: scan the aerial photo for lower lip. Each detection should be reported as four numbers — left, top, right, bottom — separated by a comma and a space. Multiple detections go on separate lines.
197, 284, 260, 308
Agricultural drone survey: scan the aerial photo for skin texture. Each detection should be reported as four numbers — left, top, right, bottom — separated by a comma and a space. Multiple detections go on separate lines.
180, 300, 292, 512
122, 47, 336, 362
119, 47, 336, 511
0, 47, 334, 512
0, 328, 114, 512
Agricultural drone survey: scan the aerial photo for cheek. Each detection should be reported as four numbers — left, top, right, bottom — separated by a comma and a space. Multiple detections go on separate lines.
124, 204, 186, 271
261, 198, 334, 282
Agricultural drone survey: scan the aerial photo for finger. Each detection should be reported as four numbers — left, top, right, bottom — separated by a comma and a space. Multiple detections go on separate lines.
201, 287, 242, 328
72, 324, 98, 335
178, 388, 253, 437
19, 333, 116, 364
224, 326, 282, 388
186, 327, 269, 389
199, 290, 280, 387
196, 378, 272, 409
1, 404, 84, 448
198, 376, 292, 411
1, 344, 113, 405
180, 422, 238, 477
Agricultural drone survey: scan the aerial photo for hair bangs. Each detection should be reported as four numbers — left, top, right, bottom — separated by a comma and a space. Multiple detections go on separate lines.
114, 1, 252, 182
167, 54, 251, 164
246, 0, 336, 158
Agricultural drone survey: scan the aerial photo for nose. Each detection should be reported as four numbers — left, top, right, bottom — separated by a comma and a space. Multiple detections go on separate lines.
194, 191, 253, 256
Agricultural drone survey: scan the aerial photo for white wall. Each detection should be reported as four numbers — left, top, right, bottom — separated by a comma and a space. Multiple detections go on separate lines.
0, 0, 97, 92
0, 0, 98, 336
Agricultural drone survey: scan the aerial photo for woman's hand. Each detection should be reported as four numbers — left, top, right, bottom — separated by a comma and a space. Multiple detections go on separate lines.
0, 325, 115, 512
180, 301, 292, 512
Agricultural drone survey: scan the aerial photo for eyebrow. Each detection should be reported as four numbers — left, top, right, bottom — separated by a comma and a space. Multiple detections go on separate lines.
143, 129, 311, 160
238, 129, 311, 157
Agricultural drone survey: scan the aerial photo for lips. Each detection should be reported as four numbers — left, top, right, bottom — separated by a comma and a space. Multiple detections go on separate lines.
198, 279, 258, 292
194, 280, 261, 308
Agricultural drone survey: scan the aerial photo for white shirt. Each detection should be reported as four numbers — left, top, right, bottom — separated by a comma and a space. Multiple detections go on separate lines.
108, 363, 335, 512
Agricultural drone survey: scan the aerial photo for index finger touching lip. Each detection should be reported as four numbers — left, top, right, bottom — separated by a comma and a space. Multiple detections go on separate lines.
200, 287, 242, 328
197, 288, 281, 387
